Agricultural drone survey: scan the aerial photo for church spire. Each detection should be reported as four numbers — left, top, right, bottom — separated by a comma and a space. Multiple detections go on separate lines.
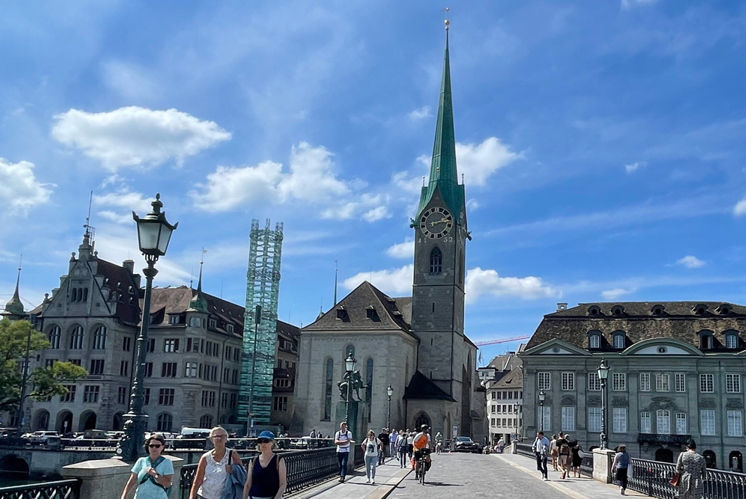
188, 249, 209, 313
3, 256, 24, 317
416, 16, 465, 221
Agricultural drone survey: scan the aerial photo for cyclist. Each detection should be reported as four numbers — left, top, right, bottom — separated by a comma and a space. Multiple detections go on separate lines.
412, 425, 432, 478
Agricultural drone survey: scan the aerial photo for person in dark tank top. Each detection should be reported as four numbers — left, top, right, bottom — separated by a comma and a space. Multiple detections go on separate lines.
242, 431, 287, 499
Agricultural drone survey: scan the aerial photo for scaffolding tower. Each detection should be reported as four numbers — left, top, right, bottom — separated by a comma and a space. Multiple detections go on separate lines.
239, 219, 283, 430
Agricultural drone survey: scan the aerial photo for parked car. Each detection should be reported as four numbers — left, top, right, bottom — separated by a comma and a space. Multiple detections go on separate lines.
289, 437, 312, 449
28, 431, 59, 444
453, 436, 479, 453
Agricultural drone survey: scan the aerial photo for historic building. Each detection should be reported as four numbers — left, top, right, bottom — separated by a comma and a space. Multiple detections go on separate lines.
1, 231, 300, 434
521, 301, 746, 471
293, 31, 483, 440
481, 351, 523, 445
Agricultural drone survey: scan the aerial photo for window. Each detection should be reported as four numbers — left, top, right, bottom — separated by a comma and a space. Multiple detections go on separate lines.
699, 331, 714, 350
589, 335, 600, 349
612, 373, 626, 391
199, 415, 213, 428
639, 373, 651, 392
123, 336, 131, 352
157, 413, 173, 432
92, 326, 107, 350
561, 407, 575, 431
657, 410, 671, 434
89, 359, 105, 375
655, 374, 670, 392
120, 361, 129, 377
273, 396, 288, 411
60, 385, 76, 403
429, 247, 443, 275
221, 393, 228, 408
70, 326, 84, 349
538, 372, 551, 391
83, 385, 100, 403
496, 405, 502, 413
144, 388, 150, 405
164, 339, 179, 353
727, 411, 743, 437
613, 333, 625, 349
48, 326, 61, 349
161, 363, 178, 378
726, 332, 739, 349
324, 359, 333, 420
588, 373, 601, 391
201, 390, 216, 407
491, 405, 496, 414
640, 412, 651, 433
45, 359, 57, 368
189, 317, 201, 327
69, 358, 81, 366
561, 372, 575, 391
158, 388, 175, 406
365, 358, 373, 421
208, 318, 217, 328
676, 413, 687, 434
118, 386, 127, 405
147, 338, 155, 353
144, 362, 153, 377
675, 373, 686, 392
700, 374, 714, 393
227, 324, 234, 333
727, 374, 741, 393
612, 408, 627, 433
538, 406, 550, 431
169, 315, 179, 325
700, 410, 716, 435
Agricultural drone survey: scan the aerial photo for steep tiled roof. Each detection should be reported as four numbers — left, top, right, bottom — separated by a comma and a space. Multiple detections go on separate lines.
97, 259, 142, 326
493, 368, 522, 389
526, 301, 746, 351
404, 371, 456, 401
147, 286, 244, 338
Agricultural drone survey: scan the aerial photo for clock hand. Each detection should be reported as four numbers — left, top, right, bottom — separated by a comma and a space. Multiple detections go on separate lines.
429, 218, 449, 227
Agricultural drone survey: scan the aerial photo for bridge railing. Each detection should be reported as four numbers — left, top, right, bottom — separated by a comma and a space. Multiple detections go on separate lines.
628, 457, 746, 499
0, 478, 80, 499
515, 442, 534, 459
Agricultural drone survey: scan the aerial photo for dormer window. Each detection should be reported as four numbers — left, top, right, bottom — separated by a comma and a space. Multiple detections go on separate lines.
169, 315, 179, 325
588, 331, 602, 349
336, 308, 350, 322
588, 305, 601, 316
611, 305, 625, 316
725, 330, 740, 349
366, 306, 379, 321
612, 331, 626, 349
227, 324, 234, 333
208, 318, 217, 329
651, 305, 665, 316
693, 304, 708, 315
718, 304, 732, 315
699, 330, 714, 350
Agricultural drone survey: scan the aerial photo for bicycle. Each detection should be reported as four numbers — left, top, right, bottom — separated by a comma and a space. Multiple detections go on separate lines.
415, 449, 430, 485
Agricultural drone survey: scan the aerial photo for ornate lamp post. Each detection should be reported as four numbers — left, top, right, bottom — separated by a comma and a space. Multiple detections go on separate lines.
118, 194, 177, 461
344, 353, 356, 424
538, 390, 546, 432
598, 359, 610, 450
387, 385, 393, 429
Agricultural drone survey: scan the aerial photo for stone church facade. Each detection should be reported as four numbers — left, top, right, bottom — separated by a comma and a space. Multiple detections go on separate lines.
294, 33, 483, 440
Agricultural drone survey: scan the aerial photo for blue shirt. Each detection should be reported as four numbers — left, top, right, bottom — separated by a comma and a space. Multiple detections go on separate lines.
131, 456, 174, 499
615, 451, 630, 469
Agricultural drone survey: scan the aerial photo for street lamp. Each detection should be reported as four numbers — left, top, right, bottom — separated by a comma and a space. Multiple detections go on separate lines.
344, 353, 356, 425
118, 194, 177, 461
598, 358, 610, 450
538, 390, 546, 432
387, 385, 393, 429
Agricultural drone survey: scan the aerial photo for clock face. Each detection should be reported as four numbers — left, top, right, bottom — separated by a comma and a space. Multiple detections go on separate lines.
420, 207, 453, 238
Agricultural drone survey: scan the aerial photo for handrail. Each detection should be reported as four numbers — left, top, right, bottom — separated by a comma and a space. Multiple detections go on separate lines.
0, 478, 80, 499
628, 457, 746, 499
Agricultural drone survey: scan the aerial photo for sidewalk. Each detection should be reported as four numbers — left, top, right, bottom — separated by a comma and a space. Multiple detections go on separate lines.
493, 453, 646, 499
292, 458, 411, 499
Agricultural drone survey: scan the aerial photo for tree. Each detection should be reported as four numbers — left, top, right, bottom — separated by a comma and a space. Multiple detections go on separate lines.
0, 318, 88, 412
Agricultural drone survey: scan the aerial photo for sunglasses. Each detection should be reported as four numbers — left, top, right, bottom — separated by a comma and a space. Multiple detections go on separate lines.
257, 439, 271, 444
149, 444, 163, 448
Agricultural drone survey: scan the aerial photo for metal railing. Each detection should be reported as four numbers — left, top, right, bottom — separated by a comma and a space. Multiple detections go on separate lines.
628, 458, 746, 499
0, 478, 80, 499
515, 442, 534, 458
580, 452, 594, 478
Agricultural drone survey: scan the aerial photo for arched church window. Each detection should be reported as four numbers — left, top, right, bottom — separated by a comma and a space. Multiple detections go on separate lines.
430, 248, 443, 275
323, 358, 333, 421
366, 358, 373, 422
458, 249, 464, 285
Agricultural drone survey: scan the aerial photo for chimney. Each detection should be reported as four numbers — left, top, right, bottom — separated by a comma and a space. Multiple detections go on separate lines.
557, 303, 567, 311
123, 260, 135, 274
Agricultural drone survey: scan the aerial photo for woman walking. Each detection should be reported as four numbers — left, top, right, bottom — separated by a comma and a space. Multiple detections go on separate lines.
243, 431, 287, 499
557, 434, 572, 479
398, 432, 409, 468
189, 426, 243, 499
549, 435, 559, 471
570, 438, 582, 478
611, 444, 630, 495
675, 439, 706, 499
120, 434, 174, 499
362, 430, 382, 484
407, 431, 414, 461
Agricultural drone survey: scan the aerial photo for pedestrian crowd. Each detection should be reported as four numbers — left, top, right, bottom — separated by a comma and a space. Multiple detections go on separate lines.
531, 431, 584, 481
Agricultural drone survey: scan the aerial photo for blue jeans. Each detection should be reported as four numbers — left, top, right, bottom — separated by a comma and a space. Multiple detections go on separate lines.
337, 451, 349, 477
365, 455, 378, 479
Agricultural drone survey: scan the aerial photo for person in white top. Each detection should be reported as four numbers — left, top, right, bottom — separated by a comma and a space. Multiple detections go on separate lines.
361, 430, 382, 484
389, 430, 398, 459
334, 422, 353, 483
189, 426, 242, 499
406, 432, 415, 460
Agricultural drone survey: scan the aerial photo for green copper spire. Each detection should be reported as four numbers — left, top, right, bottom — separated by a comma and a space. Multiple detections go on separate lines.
3, 257, 24, 317
416, 28, 466, 221
188, 254, 209, 314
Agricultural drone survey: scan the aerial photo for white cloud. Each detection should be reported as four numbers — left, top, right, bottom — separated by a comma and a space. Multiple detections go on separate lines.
621, 0, 658, 9
386, 240, 414, 259
465, 267, 560, 303
676, 255, 706, 269
190, 161, 283, 212
362, 206, 391, 222
466, 199, 480, 211
52, 107, 231, 170
0, 158, 54, 213
408, 106, 432, 121
93, 190, 153, 224
625, 161, 646, 173
456, 137, 522, 186
392, 171, 424, 195
601, 288, 634, 300
321, 194, 388, 222
734, 197, 746, 217
342, 264, 414, 295
277, 142, 349, 202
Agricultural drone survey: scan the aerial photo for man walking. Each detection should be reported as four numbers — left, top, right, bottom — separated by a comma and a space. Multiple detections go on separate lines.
390, 429, 398, 459
532, 431, 550, 481
334, 422, 353, 482
378, 429, 389, 465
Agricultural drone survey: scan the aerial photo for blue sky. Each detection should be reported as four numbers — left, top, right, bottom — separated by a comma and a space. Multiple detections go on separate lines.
2, 0, 746, 364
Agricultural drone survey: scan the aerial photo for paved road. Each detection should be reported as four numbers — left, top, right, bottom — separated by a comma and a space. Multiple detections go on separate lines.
387, 452, 560, 499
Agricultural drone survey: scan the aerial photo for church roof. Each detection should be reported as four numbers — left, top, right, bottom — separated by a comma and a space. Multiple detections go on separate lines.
303, 281, 413, 335
96, 258, 142, 326
403, 371, 456, 401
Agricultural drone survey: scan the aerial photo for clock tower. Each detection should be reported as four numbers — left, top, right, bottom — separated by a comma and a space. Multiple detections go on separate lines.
411, 28, 468, 400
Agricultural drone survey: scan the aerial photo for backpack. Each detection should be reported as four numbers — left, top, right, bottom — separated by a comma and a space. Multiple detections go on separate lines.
560, 442, 569, 455
139, 456, 171, 496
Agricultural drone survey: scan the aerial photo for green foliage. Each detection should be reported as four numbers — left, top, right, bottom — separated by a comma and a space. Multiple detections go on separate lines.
0, 318, 88, 412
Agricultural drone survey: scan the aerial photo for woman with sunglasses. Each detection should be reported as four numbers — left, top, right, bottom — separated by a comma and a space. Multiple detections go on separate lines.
242, 431, 287, 499
189, 426, 243, 499
120, 433, 174, 499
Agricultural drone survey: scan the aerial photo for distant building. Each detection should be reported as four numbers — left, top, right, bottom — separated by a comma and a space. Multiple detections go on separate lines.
521, 301, 746, 470
481, 351, 523, 445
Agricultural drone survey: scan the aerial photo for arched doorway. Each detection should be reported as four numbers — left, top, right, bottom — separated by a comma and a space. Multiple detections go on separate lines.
413, 412, 431, 432
32, 409, 50, 431
79, 410, 97, 431
56, 410, 73, 435
703, 450, 717, 469
0, 455, 29, 480
655, 448, 674, 463
112, 412, 125, 431
729, 451, 743, 472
